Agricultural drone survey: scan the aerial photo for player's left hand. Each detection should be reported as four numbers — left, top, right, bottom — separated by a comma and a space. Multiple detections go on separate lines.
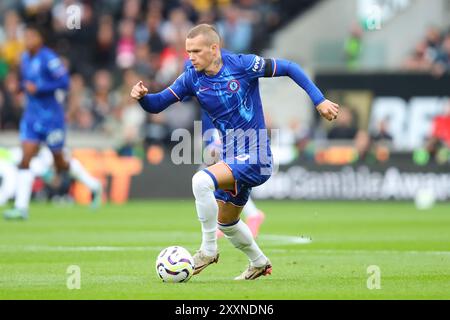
24, 82, 38, 95
316, 99, 339, 121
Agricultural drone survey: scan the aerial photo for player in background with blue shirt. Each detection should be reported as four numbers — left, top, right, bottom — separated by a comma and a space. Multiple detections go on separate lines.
131, 24, 339, 280
3, 24, 102, 220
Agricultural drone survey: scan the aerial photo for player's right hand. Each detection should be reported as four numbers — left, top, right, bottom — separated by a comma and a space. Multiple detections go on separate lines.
130, 81, 148, 100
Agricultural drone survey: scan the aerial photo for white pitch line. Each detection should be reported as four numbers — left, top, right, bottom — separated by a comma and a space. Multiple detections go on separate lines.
258, 234, 313, 244
0, 246, 447, 256
0, 245, 160, 252
0, 233, 448, 256
307, 249, 450, 256
0, 234, 312, 252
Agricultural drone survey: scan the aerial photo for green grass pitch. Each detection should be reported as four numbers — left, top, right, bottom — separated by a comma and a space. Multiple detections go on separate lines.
0, 200, 449, 299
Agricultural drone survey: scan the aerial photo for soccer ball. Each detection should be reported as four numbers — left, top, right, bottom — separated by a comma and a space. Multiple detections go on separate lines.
155, 246, 195, 283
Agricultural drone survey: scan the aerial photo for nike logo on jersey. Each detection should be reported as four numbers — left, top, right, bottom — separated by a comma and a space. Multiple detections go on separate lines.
236, 154, 250, 161
199, 87, 210, 92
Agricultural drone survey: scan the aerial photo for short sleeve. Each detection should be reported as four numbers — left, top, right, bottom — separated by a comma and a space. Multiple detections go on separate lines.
168, 71, 193, 101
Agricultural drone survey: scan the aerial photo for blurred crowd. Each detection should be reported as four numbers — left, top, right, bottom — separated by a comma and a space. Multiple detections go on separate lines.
269, 105, 395, 166
0, 0, 285, 154
0, 1, 448, 165
402, 25, 450, 76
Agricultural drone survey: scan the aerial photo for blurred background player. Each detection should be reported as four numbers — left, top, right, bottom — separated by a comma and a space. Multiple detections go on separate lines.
3, 24, 102, 220
0, 146, 91, 206
0, 147, 23, 206
201, 110, 265, 239
0, 146, 52, 206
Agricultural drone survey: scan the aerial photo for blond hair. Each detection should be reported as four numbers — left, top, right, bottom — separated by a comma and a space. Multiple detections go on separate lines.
187, 24, 221, 45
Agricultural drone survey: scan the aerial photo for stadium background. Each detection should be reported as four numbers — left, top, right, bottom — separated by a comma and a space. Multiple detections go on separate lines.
1, 0, 449, 204
0, 0, 449, 301
0, 0, 449, 204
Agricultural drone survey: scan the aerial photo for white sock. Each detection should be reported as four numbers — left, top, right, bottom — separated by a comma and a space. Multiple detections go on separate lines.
242, 196, 259, 218
69, 158, 100, 191
219, 219, 268, 267
14, 169, 34, 210
192, 170, 218, 256
0, 162, 17, 205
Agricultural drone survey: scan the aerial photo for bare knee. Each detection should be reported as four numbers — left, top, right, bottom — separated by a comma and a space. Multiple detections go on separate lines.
19, 143, 40, 169
217, 202, 242, 224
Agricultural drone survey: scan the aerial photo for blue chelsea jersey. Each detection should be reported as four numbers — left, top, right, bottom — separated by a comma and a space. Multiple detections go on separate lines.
20, 46, 69, 123
170, 49, 271, 160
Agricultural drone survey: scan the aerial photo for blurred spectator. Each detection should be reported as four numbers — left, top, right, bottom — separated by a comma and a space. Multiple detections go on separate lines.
287, 118, 313, 155
327, 107, 357, 140
196, 9, 217, 25
371, 119, 393, 142
354, 130, 371, 162
344, 23, 363, 70
402, 41, 433, 71
116, 19, 136, 69
0, 0, 298, 142
0, 10, 25, 68
66, 73, 94, 131
91, 69, 118, 130
145, 11, 165, 55
370, 120, 392, 163
114, 102, 146, 156
122, 0, 142, 22
156, 34, 188, 85
179, 0, 199, 24
135, 43, 156, 78
431, 34, 450, 77
57, 2, 96, 77
254, 0, 280, 34
21, 0, 53, 27
191, 0, 231, 12
0, 1, 19, 13
241, 0, 280, 52
217, 5, 252, 53
147, 0, 164, 13
426, 101, 450, 155
403, 26, 450, 75
116, 68, 139, 108
143, 113, 171, 148
0, 90, 10, 128
160, 7, 193, 47
0, 71, 23, 129
93, 14, 116, 70
424, 26, 442, 62
104, 70, 146, 156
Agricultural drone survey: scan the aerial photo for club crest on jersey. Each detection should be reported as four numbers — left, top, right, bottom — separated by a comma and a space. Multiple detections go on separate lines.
227, 79, 240, 93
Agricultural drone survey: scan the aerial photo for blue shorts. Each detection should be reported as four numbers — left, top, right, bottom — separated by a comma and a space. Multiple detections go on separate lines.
204, 155, 272, 207
20, 118, 65, 151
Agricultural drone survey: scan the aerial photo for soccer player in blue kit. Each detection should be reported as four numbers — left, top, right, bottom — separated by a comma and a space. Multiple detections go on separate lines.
3, 24, 102, 220
131, 24, 339, 280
